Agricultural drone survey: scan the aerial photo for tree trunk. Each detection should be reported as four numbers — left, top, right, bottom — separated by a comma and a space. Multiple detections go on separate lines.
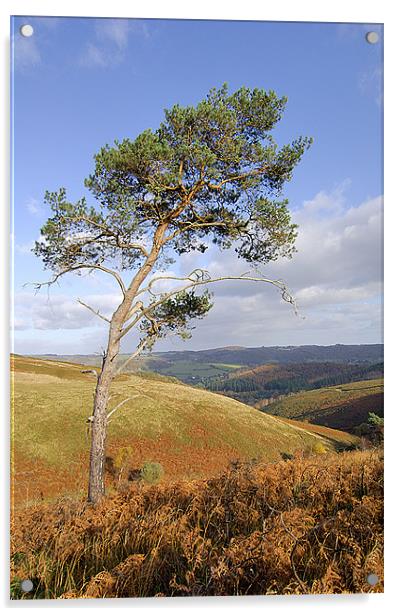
87, 329, 120, 504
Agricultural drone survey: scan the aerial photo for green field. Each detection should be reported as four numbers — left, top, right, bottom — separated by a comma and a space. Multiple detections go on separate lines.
158, 360, 242, 381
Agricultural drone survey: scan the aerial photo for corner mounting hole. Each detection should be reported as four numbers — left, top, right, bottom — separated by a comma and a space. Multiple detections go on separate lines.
20, 24, 34, 37
366, 573, 379, 586
20, 579, 34, 593
366, 31, 379, 44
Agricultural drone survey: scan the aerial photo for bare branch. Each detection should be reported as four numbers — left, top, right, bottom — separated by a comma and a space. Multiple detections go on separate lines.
106, 397, 135, 422
117, 313, 143, 341
106, 384, 156, 422
136, 270, 298, 316
77, 298, 111, 324
136, 269, 211, 299
115, 337, 154, 375
117, 269, 298, 342
88, 399, 139, 425
27, 262, 127, 296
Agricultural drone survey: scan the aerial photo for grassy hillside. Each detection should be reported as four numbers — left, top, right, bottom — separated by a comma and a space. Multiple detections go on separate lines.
11, 355, 357, 507
264, 379, 383, 433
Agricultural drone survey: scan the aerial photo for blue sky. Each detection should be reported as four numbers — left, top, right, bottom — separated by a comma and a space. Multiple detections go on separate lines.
11, 16, 383, 354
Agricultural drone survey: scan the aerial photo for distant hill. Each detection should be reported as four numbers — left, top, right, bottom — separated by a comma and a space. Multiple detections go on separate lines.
11, 355, 358, 507
153, 344, 384, 365
263, 378, 383, 433
33, 344, 384, 386
205, 361, 384, 406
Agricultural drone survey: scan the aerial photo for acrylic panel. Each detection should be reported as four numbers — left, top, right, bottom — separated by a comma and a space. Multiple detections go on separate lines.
10, 16, 384, 599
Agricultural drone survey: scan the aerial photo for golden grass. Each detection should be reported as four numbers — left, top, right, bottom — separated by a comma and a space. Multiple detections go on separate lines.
11, 355, 358, 507
11, 448, 383, 598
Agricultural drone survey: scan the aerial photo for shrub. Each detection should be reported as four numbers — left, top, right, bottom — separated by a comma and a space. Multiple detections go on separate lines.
140, 461, 164, 484
312, 441, 327, 455
368, 412, 384, 427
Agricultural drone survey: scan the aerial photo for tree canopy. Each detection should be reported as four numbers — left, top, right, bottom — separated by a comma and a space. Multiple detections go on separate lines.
34, 84, 312, 278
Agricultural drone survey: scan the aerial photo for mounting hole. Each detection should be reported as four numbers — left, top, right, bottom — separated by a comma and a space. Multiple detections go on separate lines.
366, 573, 379, 586
20, 579, 34, 593
20, 24, 34, 37
365, 31, 379, 44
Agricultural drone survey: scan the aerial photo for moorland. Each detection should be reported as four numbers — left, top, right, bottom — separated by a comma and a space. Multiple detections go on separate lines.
10, 345, 384, 597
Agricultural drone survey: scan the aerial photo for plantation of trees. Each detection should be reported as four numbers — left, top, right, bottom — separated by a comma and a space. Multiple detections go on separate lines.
204, 362, 384, 405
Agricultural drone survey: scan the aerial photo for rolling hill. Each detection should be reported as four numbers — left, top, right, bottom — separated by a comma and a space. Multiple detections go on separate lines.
10, 355, 358, 507
264, 378, 383, 433
206, 361, 383, 406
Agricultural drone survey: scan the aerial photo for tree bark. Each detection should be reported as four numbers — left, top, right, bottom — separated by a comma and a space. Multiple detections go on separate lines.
87, 328, 120, 503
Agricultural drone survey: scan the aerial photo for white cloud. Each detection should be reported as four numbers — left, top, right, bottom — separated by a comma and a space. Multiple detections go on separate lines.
65, 231, 97, 246
295, 282, 382, 307
298, 180, 350, 218
79, 18, 150, 69
148, 186, 383, 349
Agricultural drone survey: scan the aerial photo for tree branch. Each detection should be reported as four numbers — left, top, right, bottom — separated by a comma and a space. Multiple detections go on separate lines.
27, 263, 127, 296
149, 274, 297, 316
115, 337, 155, 375
60, 214, 150, 257
117, 269, 298, 342
77, 298, 111, 324
106, 397, 135, 422
117, 270, 211, 340
136, 269, 297, 313
163, 220, 228, 244
136, 269, 212, 299
206, 165, 270, 191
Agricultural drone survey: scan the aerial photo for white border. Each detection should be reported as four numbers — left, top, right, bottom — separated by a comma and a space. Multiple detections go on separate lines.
1, 2, 398, 614
0, 0, 390, 22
